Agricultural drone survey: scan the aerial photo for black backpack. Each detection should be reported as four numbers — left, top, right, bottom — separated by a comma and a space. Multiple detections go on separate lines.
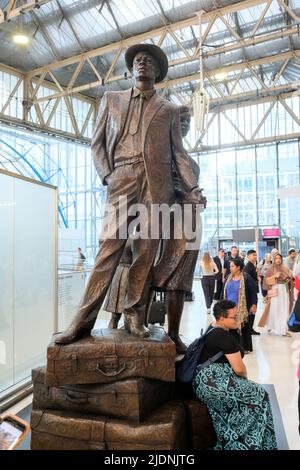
288, 294, 300, 332
176, 327, 223, 383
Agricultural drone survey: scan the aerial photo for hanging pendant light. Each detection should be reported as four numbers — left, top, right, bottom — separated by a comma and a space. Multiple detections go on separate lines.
13, 33, 29, 45
12, 11, 30, 46
193, 11, 209, 134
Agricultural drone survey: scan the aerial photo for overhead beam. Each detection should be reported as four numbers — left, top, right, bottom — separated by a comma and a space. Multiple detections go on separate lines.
1, 89, 299, 150
27, 0, 268, 78
159, 48, 300, 89
0, 62, 23, 77
192, 132, 300, 153
30, 10, 61, 60
277, 0, 300, 23
30, 48, 300, 104
55, 0, 85, 51
2, 48, 299, 114
0, 0, 52, 24
25, 20, 300, 103
250, 0, 272, 36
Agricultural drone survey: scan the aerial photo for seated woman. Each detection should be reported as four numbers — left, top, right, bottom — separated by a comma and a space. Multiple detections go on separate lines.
193, 299, 277, 450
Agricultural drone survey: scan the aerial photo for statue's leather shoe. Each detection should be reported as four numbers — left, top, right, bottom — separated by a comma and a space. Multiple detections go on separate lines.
108, 313, 121, 329
170, 335, 187, 355
54, 325, 90, 344
124, 316, 150, 338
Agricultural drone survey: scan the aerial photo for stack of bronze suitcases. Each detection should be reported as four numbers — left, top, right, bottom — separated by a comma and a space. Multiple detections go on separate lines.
30, 326, 216, 450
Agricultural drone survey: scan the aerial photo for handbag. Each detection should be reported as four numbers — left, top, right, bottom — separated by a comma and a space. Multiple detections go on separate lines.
267, 275, 277, 286
147, 291, 166, 326
288, 310, 300, 332
294, 276, 300, 291
267, 288, 278, 297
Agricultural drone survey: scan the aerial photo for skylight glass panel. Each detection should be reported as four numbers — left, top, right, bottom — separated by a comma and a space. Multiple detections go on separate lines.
111, 0, 149, 26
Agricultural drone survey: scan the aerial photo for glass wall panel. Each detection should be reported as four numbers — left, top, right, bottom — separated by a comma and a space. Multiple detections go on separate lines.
0, 171, 56, 395
0, 173, 14, 393
217, 150, 237, 230
278, 142, 300, 241
256, 145, 278, 227
198, 152, 218, 248
236, 148, 256, 227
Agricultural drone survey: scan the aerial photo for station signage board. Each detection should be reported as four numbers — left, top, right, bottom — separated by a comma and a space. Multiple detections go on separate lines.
263, 228, 279, 238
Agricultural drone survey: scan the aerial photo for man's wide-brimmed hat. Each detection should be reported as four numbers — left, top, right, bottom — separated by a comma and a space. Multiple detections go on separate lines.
125, 43, 168, 83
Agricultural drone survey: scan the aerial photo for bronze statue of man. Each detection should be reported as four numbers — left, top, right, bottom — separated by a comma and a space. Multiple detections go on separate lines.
105, 106, 205, 355
55, 43, 202, 345
152, 105, 205, 354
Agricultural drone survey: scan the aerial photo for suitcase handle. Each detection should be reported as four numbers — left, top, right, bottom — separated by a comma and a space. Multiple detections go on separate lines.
96, 363, 126, 377
66, 392, 89, 404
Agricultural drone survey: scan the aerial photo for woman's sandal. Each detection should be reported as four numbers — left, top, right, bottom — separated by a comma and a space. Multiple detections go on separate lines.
283, 332, 292, 337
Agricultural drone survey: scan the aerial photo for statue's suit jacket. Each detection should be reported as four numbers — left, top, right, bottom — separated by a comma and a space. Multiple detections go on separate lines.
91, 88, 198, 204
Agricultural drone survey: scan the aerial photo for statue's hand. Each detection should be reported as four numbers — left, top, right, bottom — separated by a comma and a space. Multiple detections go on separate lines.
186, 187, 207, 208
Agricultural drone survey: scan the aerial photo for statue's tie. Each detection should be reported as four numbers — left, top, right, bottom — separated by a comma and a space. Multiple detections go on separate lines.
129, 93, 145, 135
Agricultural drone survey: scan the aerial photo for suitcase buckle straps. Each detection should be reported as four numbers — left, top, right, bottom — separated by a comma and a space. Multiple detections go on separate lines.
66, 392, 89, 404
96, 355, 126, 377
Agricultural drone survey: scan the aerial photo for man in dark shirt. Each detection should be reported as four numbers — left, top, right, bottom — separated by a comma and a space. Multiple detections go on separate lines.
227, 245, 244, 268
244, 249, 260, 335
213, 248, 229, 300
228, 245, 239, 261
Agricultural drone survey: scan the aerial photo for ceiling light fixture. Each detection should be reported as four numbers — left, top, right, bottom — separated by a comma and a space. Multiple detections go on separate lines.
193, 11, 209, 134
214, 71, 227, 81
13, 33, 29, 45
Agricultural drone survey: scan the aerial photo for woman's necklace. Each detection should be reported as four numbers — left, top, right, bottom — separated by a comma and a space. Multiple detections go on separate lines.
233, 273, 241, 281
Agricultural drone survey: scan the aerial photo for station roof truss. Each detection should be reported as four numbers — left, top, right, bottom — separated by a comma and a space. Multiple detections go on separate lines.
0, 0, 300, 149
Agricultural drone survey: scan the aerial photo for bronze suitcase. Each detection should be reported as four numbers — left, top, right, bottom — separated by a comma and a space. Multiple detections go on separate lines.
46, 326, 176, 386
31, 409, 106, 450
183, 399, 217, 450
31, 401, 186, 450
32, 366, 172, 422
173, 382, 217, 449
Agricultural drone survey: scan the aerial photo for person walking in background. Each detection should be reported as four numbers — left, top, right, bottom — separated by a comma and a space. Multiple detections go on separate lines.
239, 250, 246, 264
244, 249, 260, 336
293, 251, 300, 277
257, 253, 272, 297
213, 248, 229, 301
284, 248, 296, 274
293, 251, 300, 300
228, 245, 244, 268
265, 253, 294, 336
228, 245, 239, 262
75, 247, 86, 271
200, 252, 219, 314
193, 299, 277, 450
223, 258, 258, 353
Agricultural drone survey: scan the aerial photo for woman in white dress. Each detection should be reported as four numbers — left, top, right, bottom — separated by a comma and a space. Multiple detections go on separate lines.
265, 254, 294, 336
